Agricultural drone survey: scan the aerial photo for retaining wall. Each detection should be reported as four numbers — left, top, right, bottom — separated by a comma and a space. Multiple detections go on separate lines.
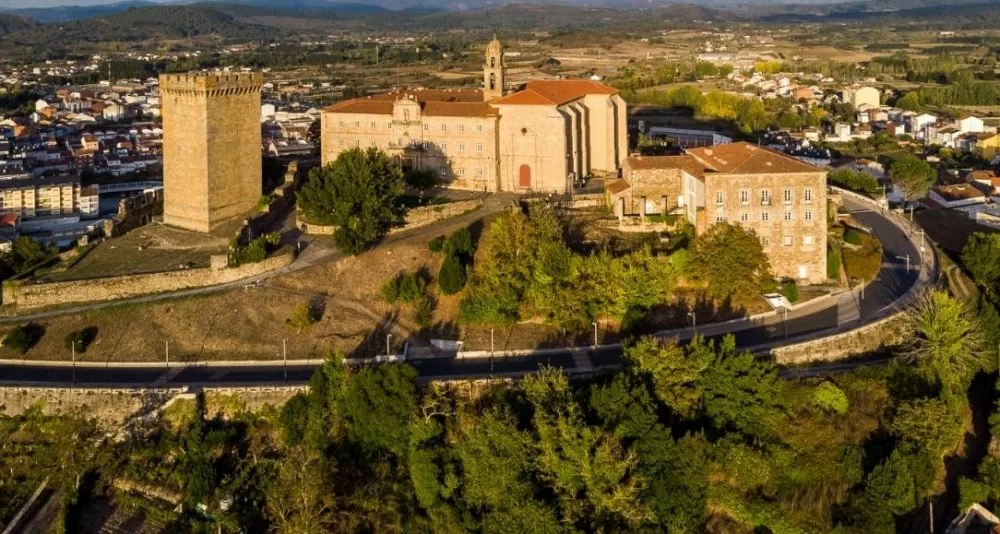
3, 253, 293, 311
768, 313, 909, 365
297, 196, 484, 236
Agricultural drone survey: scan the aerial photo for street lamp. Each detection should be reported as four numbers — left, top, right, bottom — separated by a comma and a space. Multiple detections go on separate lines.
896, 254, 911, 273
386, 333, 392, 357
687, 312, 696, 337
592, 322, 598, 348
71, 340, 77, 386
282, 338, 287, 383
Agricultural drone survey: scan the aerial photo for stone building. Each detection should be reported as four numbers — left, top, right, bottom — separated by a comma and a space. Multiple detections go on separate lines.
320, 37, 627, 193
610, 143, 828, 283
160, 72, 263, 233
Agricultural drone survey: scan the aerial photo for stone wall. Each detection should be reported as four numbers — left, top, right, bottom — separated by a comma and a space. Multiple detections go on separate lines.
234, 161, 305, 246
297, 196, 484, 236
767, 313, 909, 365
103, 189, 164, 238
0, 386, 304, 430
3, 253, 293, 311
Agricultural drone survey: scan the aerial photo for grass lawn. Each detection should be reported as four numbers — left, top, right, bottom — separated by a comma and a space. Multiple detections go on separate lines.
842, 232, 883, 284
40, 224, 228, 282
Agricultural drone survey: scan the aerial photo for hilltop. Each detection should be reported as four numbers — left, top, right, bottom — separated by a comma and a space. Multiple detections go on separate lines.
0, 13, 37, 35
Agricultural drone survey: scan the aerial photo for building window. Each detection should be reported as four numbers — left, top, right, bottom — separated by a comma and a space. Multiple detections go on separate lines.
715, 191, 724, 205
761, 189, 770, 205
804, 188, 813, 203
440, 167, 449, 176
475, 168, 484, 178
784, 236, 793, 247
477, 125, 483, 132
458, 143, 465, 152
476, 143, 483, 153
716, 214, 725, 223
387, 121, 392, 129
424, 124, 429, 131
370, 140, 377, 148
441, 124, 447, 131
805, 211, 813, 221
338, 120, 344, 128
803, 235, 814, 246
459, 124, 465, 132
370, 121, 376, 129
761, 236, 770, 247
458, 168, 466, 176
354, 121, 360, 128
740, 189, 749, 205
761, 212, 769, 222
337, 139, 344, 147
784, 188, 792, 204
354, 140, 360, 148
784, 211, 792, 221
740, 213, 749, 222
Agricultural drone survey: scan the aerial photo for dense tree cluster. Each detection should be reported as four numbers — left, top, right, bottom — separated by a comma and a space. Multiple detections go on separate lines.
828, 168, 881, 195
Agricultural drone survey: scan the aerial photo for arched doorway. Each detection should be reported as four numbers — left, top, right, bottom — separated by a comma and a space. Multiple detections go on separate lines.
518, 164, 531, 188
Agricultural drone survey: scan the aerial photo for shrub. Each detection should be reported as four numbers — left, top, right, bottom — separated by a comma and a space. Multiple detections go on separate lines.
438, 254, 468, 295
843, 227, 864, 246
397, 271, 427, 303
4, 322, 44, 354
827, 245, 842, 280
229, 232, 281, 266
287, 302, 319, 333
382, 270, 427, 304
415, 295, 435, 327
958, 477, 990, 511
404, 168, 440, 192
64, 326, 98, 353
427, 235, 446, 253
444, 228, 473, 258
779, 278, 800, 303
828, 168, 880, 194
812, 381, 849, 414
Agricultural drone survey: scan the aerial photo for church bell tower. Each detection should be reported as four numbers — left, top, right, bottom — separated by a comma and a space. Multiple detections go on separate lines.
483, 35, 505, 101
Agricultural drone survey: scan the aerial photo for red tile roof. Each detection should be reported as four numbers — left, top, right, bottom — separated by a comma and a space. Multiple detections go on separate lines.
687, 142, 823, 174
323, 89, 496, 117
493, 79, 619, 106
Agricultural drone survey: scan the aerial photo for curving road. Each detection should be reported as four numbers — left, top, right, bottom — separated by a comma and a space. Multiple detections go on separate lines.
0, 195, 925, 388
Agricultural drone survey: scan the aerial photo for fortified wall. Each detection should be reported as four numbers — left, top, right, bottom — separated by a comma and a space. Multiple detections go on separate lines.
2, 253, 292, 311
103, 188, 164, 238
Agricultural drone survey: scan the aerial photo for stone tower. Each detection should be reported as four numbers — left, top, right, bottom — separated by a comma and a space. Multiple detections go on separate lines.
159, 72, 263, 233
483, 35, 505, 101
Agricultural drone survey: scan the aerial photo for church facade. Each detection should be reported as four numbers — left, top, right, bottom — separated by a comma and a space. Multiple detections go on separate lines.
320, 37, 628, 193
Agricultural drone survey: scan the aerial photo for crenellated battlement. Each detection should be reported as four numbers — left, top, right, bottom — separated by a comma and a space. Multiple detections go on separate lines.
159, 72, 263, 97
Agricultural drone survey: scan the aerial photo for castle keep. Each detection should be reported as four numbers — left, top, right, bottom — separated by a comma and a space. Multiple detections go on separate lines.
160, 72, 263, 233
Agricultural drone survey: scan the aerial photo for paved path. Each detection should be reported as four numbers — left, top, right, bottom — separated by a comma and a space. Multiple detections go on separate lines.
0, 193, 930, 388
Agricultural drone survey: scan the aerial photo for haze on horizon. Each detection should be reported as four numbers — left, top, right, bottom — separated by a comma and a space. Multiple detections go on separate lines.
0, 0, 857, 11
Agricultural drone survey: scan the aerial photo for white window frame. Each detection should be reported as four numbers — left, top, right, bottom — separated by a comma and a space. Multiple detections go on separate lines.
761, 189, 771, 205
805, 211, 813, 221
783, 236, 793, 247
740, 213, 749, 222
784, 211, 792, 221
784, 188, 792, 204
761, 212, 769, 222
804, 188, 813, 203
715, 191, 724, 206
740, 189, 749, 205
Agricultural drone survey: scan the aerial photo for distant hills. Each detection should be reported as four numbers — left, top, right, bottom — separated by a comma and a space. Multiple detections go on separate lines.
0, 12, 38, 34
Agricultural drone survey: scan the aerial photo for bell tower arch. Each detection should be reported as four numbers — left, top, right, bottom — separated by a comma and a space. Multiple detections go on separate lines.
483, 34, 505, 101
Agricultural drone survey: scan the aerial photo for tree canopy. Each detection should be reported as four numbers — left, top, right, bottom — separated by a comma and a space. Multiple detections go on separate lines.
297, 148, 405, 255
889, 156, 935, 202
691, 222, 772, 305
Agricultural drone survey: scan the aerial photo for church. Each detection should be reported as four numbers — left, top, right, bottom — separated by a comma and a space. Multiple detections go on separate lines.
320, 37, 628, 193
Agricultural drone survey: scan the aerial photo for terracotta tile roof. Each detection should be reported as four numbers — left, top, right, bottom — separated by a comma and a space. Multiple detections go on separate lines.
492, 79, 619, 107
524, 80, 618, 105
323, 88, 496, 117
933, 183, 986, 202
491, 90, 558, 106
687, 142, 823, 175
607, 178, 631, 195
625, 155, 704, 177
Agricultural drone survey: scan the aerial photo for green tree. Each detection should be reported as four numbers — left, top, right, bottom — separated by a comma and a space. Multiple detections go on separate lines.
63, 326, 98, 353
890, 155, 935, 202
338, 363, 418, 457
623, 337, 709, 419
266, 446, 335, 533
287, 301, 319, 333
692, 223, 772, 304
855, 450, 915, 530
297, 148, 405, 255
962, 232, 1000, 288
896, 91, 921, 111
405, 168, 440, 193
4, 322, 44, 354
903, 290, 987, 388
438, 254, 467, 295
700, 335, 783, 439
